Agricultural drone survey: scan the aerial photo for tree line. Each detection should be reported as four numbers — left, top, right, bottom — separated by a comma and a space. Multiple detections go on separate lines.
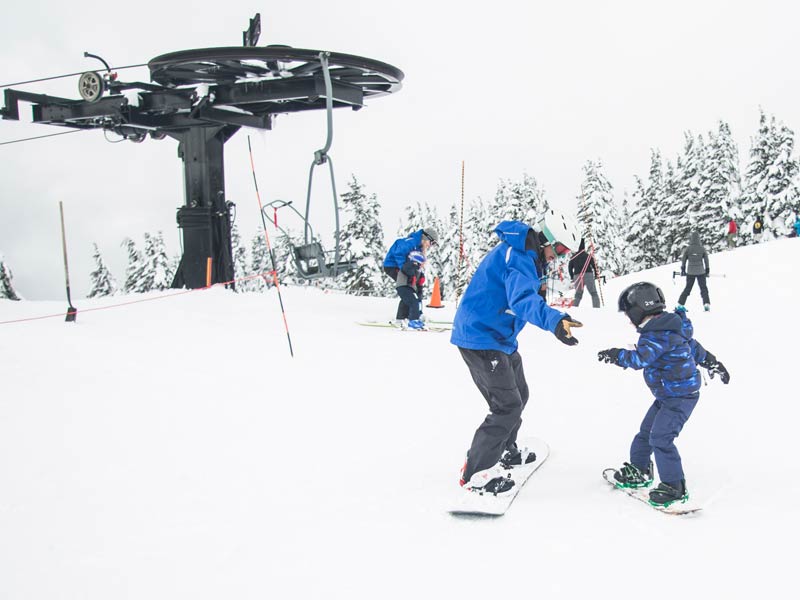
2, 109, 798, 302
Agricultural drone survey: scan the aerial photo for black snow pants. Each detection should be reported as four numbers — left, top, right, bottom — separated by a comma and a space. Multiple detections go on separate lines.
678, 275, 710, 305
459, 347, 529, 483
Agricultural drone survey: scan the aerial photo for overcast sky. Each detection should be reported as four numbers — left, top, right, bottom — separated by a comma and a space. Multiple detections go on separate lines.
2, 0, 798, 300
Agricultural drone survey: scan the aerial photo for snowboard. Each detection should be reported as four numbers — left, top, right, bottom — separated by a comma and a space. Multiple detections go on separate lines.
602, 468, 702, 515
356, 320, 451, 333
449, 437, 550, 517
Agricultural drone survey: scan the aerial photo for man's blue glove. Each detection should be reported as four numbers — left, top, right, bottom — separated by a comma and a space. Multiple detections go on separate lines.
598, 348, 622, 365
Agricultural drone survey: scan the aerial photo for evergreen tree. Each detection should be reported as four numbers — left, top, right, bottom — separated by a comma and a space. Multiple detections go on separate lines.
740, 110, 772, 243
140, 232, 172, 292
250, 232, 273, 291
488, 173, 549, 225
618, 191, 633, 275
436, 202, 463, 301
665, 133, 706, 261
625, 176, 660, 271
698, 121, 742, 251
338, 176, 387, 296
0, 254, 20, 301
121, 238, 146, 294
767, 120, 800, 235
739, 110, 800, 241
87, 243, 117, 298
577, 160, 625, 276
231, 222, 250, 292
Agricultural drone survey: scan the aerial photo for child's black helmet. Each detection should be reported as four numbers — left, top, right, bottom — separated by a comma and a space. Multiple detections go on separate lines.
617, 282, 666, 326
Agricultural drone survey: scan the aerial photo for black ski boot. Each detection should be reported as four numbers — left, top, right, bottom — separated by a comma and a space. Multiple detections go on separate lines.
612, 461, 654, 488
649, 480, 688, 507
500, 445, 536, 468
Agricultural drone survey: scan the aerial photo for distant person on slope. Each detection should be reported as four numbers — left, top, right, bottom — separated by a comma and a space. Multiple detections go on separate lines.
726, 217, 738, 248
792, 214, 800, 238
568, 238, 601, 308
451, 216, 582, 495
383, 227, 437, 330
599, 283, 730, 507
753, 215, 764, 242
677, 230, 711, 311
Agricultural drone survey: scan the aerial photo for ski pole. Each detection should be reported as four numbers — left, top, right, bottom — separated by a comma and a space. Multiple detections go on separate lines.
59, 201, 77, 322
247, 136, 294, 358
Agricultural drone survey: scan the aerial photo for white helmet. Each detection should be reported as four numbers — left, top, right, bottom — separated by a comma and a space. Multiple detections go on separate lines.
535, 209, 582, 255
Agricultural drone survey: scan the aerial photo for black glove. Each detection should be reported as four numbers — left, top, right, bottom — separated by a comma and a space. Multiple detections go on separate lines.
598, 348, 622, 365
699, 351, 730, 384
554, 316, 582, 346
680, 268, 686, 276
705, 269, 710, 276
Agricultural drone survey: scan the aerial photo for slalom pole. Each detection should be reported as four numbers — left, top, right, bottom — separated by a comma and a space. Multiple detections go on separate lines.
58, 201, 77, 322
247, 135, 294, 358
456, 160, 466, 308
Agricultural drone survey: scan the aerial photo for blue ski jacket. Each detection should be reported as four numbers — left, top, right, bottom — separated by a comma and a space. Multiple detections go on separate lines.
383, 230, 425, 269
617, 309, 707, 399
450, 221, 565, 354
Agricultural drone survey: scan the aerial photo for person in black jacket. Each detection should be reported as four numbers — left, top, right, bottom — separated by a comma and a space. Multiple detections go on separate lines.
568, 239, 600, 308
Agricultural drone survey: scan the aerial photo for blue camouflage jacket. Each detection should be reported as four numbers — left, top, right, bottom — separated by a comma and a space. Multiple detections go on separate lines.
617, 309, 707, 399
450, 221, 564, 354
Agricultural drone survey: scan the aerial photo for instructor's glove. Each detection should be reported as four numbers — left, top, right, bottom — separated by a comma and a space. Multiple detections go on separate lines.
598, 348, 622, 365
699, 351, 730, 384
680, 268, 686, 276
554, 316, 582, 346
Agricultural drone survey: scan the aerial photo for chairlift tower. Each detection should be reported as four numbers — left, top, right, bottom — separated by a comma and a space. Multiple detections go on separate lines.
0, 15, 403, 289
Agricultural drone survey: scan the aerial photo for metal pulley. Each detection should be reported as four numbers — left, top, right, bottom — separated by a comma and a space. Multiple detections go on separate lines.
77, 71, 105, 103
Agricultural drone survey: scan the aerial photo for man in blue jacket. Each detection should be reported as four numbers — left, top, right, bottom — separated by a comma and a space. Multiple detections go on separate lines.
452, 218, 582, 494
383, 227, 438, 329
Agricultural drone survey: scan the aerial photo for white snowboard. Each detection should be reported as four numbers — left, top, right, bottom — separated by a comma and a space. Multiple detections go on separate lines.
602, 468, 702, 515
449, 437, 550, 517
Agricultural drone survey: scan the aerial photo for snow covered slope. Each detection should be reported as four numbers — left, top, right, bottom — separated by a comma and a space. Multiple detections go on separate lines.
1, 238, 798, 599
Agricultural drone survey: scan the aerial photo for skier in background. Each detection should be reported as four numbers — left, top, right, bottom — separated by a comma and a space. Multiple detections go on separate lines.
753, 214, 764, 242
677, 231, 711, 311
726, 217, 738, 248
568, 238, 601, 308
451, 216, 583, 495
792, 214, 800, 238
383, 227, 438, 330
598, 282, 730, 507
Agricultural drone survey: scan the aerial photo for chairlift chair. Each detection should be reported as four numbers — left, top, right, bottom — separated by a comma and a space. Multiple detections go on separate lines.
264, 200, 357, 280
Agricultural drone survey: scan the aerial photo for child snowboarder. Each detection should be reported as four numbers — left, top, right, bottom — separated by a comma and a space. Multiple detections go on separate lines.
598, 282, 730, 507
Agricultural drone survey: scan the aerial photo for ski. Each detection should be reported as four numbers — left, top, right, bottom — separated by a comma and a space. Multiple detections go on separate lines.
449, 437, 550, 517
602, 469, 702, 515
355, 320, 451, 332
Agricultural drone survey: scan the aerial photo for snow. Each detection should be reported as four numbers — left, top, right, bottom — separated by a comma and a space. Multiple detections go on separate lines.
1, 238, 798, 599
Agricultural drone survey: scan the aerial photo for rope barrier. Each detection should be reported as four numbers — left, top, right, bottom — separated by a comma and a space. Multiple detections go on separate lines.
0, 271, 271, 326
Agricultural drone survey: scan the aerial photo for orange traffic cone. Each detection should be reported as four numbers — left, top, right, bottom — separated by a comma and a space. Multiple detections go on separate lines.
427, 277, 444, 308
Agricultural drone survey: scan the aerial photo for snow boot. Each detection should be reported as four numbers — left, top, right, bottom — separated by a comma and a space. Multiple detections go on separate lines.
612, 461, 654, 488
649, 480, 688, 507
407, 319, 426, 330
460, 462, 515, 496
500, 445, 537, 468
